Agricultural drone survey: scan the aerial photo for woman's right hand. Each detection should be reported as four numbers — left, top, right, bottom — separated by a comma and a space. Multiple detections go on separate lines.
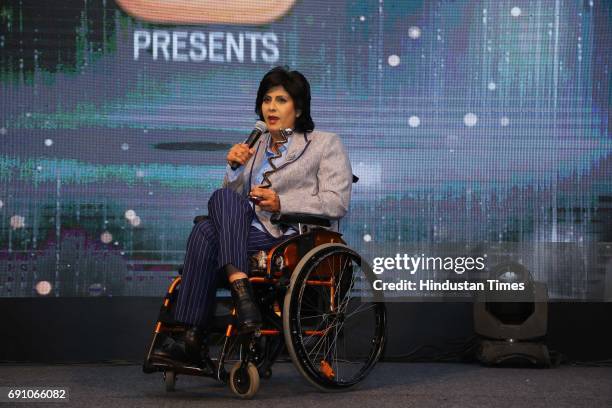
227, 143, 255, 168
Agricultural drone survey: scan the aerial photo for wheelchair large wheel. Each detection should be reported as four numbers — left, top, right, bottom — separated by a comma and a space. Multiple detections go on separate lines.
283, 243, 386, 391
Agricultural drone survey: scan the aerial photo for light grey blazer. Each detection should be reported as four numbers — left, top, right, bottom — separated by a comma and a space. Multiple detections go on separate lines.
222, 130, 353, 238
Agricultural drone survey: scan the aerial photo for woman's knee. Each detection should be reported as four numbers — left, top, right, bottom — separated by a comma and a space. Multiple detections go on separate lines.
210, 187, 240, 203
193, 219, 215, 239
208, 188, 251, 213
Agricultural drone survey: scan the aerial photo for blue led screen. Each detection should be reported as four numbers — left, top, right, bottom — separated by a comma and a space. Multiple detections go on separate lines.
0, 0, 610, 298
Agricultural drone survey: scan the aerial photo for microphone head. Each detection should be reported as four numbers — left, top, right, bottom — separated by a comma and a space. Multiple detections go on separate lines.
254, 120, 267, 133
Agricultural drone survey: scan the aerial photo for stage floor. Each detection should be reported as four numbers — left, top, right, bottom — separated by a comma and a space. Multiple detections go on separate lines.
0, 362, 610, 407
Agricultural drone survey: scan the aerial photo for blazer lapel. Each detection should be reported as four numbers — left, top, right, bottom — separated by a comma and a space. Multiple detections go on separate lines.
247, 133, 269, 190
283, 131, 310, 165
249, 132, 311, 186
263, 132, 311, 182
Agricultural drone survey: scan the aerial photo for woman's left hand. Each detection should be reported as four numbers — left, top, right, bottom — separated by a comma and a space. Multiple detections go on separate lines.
250, 185, 281, 213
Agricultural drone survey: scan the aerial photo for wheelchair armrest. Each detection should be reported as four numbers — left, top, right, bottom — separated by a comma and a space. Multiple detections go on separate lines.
270, 213, 331, 228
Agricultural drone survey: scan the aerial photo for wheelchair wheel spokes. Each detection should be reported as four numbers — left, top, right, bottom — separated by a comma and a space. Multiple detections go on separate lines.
284, 244, 386, 391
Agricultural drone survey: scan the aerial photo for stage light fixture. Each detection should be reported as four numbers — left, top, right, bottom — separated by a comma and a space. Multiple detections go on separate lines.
473, 261, 551, 366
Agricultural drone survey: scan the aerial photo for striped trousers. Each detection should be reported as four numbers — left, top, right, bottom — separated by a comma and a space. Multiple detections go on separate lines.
173, 188, 287, 327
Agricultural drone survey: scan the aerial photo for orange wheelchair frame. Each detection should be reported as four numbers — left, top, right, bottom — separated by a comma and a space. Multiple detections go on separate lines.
143, 223, 387, 399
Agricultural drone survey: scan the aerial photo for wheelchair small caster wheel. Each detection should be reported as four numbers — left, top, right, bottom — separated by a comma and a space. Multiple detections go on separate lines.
164, 370, 176, 392
229, 362, 260, 399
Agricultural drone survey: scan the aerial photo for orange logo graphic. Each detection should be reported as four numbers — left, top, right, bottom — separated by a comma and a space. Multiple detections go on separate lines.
115, 0, 297, 25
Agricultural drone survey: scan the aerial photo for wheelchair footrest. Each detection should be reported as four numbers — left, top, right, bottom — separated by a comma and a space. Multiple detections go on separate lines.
148, 355, 216, 377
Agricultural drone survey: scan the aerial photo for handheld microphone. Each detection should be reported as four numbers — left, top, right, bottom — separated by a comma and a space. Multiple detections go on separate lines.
230, 121, 267, 170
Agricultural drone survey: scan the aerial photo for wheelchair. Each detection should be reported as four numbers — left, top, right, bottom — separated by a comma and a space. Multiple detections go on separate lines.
143, 207, 387, 399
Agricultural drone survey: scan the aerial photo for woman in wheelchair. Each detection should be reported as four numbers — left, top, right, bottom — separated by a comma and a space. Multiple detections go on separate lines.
152, 66, 352, 363
146, 66, 386, 397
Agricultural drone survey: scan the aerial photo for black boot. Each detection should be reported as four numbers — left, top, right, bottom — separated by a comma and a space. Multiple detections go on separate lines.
229, 278, 262, 334
153, 326, 205, 366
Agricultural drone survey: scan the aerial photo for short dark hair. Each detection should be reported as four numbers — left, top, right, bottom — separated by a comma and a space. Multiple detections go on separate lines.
255, 66, 315, 133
